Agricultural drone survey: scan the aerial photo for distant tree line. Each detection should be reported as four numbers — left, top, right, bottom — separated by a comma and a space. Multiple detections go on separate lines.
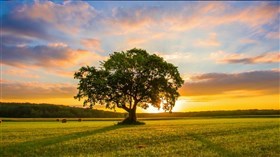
0, 103, 124, 118
137, 109, 280, 118
0, 102, 279, 118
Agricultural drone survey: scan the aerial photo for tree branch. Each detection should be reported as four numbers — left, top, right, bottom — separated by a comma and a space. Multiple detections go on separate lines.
115, 101, 129, 112
122, 103, 130, 112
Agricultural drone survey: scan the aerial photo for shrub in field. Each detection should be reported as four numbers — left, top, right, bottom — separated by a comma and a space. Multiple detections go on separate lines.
78, 118, 82, 122
56, 119, 60, 122
61, 119, 67, 123
74, 48, 184, 124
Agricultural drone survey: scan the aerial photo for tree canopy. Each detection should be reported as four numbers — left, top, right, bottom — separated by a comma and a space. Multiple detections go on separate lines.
74, 48, 184, 124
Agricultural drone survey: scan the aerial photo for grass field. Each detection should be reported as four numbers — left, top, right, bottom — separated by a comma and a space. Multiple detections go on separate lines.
0, 118, 279, 157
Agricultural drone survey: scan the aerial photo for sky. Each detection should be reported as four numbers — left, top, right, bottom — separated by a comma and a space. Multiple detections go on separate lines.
1, 0, 279, 112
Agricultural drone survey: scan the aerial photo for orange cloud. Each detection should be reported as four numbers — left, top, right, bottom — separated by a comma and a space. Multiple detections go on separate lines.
2, 44, 105, 69
104, 6, 156, 35
0, 79, 11, 84
80, 38, 103, 52
218, 3, 279, 28
170, 3, 278, 32
125, 32, 165, 48
74, 49, 107, 67
23, 1, 97, 35
195, 33, 220, 47
239, 38, 258, 44
229, 3, 279, 27
3, 68, 40, 79
96, 2, 278, 40
2, 81, 76, 99
210, 51, 244, 62
51, 70, 75, 78
265, 32, 279, 39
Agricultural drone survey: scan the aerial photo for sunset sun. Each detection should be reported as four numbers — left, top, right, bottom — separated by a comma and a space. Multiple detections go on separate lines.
146, 106, 163, 113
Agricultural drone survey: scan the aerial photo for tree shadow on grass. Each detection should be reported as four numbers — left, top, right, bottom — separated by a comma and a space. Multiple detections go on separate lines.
188, 133, 240, 157
1, 124, 134, 156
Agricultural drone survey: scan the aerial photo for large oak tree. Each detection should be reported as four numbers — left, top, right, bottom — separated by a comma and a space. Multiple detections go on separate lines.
74, 48, 184, 124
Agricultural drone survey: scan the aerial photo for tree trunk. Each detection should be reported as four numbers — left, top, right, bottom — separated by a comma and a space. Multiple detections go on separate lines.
122, 108, 137, 124
128, 109, 137, 122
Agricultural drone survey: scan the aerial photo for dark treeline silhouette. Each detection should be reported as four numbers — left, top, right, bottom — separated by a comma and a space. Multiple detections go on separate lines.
0, 102, 279, 118
0, 102, 124, 118
137, 110, 280, 118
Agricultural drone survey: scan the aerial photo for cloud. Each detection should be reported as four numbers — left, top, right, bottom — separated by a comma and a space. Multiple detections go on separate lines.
102, 3, 223, 34
223, 52, 279, 64
125, 32, 165, 47
239, 38, 258, 44
195, 33, 220, 47
155, 52, 192, 62
271, 68, 280, 72
51, 70, 76, 78
1, 43, 104, 69
1, 1, 279, 102
92, 1, 279, 46
235, 3, 279, 27
2, 1, 97, 40
3, 1, 278, 47
1, 34, 33, 46
211, 51, 280, 64
2, 13, 54, 40
24, 1, 97, 34
102, 3, 226, 34
179, 70, 279, 96
166, 2, 279, 32
2, 81, 76, 99
80, 38, 103, 52
3, 68, 40, 79
210, 2, 279, 28
106, 6, 158, 33
265, 32, 279, 39
167, 3, 227, 31
48, 42, 68, 48
210, 51, 244, 62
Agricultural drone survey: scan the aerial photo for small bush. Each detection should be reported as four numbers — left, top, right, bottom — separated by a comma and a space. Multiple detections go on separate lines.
78, 118, 82, 122
56, 119, 60, 122
61, 119, 67, 123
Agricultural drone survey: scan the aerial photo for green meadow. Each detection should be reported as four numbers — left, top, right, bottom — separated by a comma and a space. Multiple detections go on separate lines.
0, 118, 279, 157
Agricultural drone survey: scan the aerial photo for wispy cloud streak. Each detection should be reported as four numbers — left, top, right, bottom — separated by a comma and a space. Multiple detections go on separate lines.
180, 70, 279, 96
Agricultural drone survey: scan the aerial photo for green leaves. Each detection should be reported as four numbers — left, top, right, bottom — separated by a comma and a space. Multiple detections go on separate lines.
74, 48, 184, 113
